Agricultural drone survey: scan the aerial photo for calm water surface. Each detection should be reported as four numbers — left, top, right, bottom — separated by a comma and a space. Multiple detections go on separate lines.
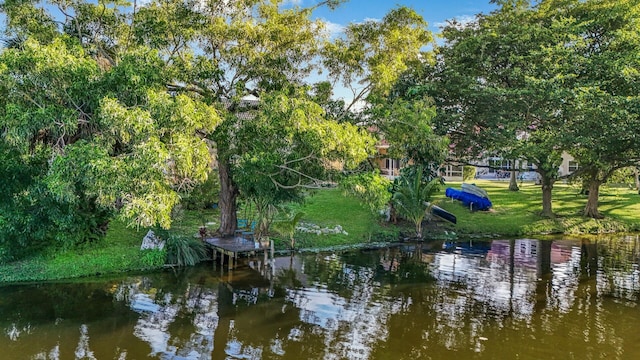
2, 235, 640, 359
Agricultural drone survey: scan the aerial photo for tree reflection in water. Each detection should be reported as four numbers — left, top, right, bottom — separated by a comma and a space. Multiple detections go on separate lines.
1, 235, 640, 359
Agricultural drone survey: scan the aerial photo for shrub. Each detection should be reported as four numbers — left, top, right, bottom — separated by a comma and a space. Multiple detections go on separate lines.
140, 249, 167, 268
165, 235, 207, 266
0, 146, 112, 260
463, 166, 476, 181
340, 172, 392, 214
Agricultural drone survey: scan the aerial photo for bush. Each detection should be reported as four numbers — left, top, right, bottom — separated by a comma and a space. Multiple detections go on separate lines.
140, 249, 167, 268
0, 146, 112, 261
463, 166, 476, 181
165, 235, 207, 266
340, 172, 392, 214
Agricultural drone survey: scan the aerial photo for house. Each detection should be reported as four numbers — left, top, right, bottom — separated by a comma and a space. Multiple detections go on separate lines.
376, 148, 579, 182
375, 140, 401, 179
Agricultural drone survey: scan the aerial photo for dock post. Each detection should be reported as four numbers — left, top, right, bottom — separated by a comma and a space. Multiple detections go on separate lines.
270, 239, 274, 260
270, 239, 275, 275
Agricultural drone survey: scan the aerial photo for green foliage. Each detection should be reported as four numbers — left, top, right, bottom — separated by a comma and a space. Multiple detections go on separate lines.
0, 145, 113, 260
370, 97, 448, 167
340, 171, 392, 214
0, 3, 222, 259
556, 0, 640, 217
607, 168, 636, 187
433, 0, 569, 216
228, 90, 375, 236
392, 166, 441, 238
140, 249, 167, 268
322, 6, 433, 99
463, 166, 476, 182
165, 235, 206, 267
271, 209, 306, 249
180, 171, 221, 210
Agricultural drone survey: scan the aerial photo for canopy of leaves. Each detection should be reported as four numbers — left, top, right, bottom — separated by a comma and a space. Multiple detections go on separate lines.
0, 4, 221, 257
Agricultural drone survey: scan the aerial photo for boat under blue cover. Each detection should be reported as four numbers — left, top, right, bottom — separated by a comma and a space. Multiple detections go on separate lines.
445, 187, 492, 210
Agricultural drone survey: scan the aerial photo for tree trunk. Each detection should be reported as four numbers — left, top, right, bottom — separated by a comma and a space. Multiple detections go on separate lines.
217, 158, 239, 236
509, 169, 519, 191
635, 168, 640, 194
583, 180, 603, 219
540, 175, 554, 218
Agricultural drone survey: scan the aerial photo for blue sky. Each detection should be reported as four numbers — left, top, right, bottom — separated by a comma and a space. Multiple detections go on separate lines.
309, 0, 496, 34
304, 0, 497, 101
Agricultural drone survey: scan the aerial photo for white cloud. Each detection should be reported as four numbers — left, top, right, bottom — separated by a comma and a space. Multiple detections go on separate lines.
434, 14, 477, 30
282, 0, 303, 5
320, 19, 346, 38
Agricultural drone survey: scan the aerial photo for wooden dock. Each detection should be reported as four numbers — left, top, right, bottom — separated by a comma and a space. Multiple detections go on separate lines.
204, 236, 271, 269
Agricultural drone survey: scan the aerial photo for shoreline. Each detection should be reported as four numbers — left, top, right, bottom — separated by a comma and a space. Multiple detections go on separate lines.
3, 227, 638, 285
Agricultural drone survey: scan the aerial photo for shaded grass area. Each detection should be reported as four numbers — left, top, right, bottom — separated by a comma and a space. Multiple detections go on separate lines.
284, 188, 399, 249
433, 180, 640, 236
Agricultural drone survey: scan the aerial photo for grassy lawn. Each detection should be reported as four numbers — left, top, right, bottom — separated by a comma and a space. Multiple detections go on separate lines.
284, 188, 400, 249
432, 180, 640, 236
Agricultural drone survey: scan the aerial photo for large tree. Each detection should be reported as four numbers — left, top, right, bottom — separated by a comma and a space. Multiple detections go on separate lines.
133, 1, 437, 235
133, 0, 379, 236
0, 1, 219, 257
557, 0, 640, 218
432, 0, 574, 217
322, 5, 446, 167
326, 6, 448, 219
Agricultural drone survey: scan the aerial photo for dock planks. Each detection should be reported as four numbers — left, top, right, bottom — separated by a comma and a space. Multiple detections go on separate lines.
204, 236, 270, 269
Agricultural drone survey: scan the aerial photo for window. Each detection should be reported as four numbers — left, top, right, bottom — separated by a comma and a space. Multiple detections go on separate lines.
488, 159, 512, 172
385, 159, 400, 170
441, 165, 463, 178
383, 159, 400, 176
568, 161, 579, 173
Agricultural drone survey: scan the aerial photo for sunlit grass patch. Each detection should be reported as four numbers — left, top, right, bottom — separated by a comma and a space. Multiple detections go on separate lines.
434, 180, 640, 236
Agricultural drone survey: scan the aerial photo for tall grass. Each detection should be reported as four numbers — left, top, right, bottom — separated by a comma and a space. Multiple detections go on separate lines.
165, 235, 207, 266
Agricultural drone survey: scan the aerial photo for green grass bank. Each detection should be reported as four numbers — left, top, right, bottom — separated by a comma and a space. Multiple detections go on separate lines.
433, 180, 640, 236
2, 181, 639, 283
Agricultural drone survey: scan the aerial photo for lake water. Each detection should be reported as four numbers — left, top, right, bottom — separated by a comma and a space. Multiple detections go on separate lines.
1, 235, 640, 359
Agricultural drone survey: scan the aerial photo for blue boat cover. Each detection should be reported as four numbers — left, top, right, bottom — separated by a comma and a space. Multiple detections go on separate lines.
445, 188, 492, 210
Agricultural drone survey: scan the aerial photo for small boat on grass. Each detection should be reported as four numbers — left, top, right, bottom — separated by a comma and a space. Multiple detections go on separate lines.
445, 187, 492, 211
431, 204, 457, 224
461, 183, 489, 198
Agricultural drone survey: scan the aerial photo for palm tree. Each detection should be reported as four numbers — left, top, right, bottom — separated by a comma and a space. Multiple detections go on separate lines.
271, 210, 305, 250
392, 166, 441, 238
